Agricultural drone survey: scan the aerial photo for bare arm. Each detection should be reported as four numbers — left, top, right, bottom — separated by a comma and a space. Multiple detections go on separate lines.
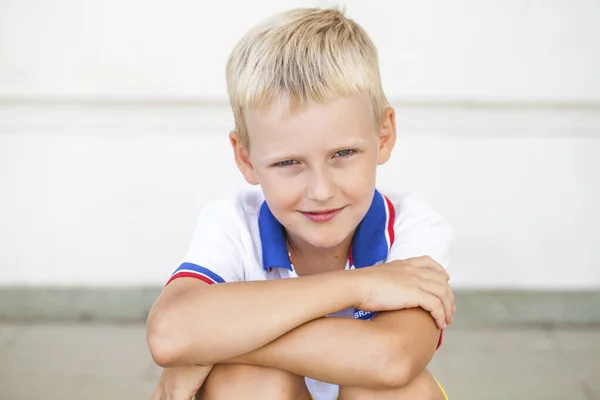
223, 307, 441, 389
147, 256, 452, 371
369, 307, 441, 383
146, 272, 358, 367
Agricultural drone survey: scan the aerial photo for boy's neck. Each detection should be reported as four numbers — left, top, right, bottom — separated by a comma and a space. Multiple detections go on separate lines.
285, 232, 354, 277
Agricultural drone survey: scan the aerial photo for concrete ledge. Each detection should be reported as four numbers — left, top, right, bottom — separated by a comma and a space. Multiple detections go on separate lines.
1, 287, 599, 326
0, 286, 160, 322
3, 102, 600, 138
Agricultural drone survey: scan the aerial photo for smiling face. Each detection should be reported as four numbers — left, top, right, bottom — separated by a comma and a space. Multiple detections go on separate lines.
230, 93, 396, 252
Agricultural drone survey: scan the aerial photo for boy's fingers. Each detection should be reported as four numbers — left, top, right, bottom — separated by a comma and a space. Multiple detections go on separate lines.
418, 292, 446, 329
445, 284, 455, 324
432, 280, 455, 325
411, 256, 450, 280
416, 268, 449, 284
420, 281, 453, 326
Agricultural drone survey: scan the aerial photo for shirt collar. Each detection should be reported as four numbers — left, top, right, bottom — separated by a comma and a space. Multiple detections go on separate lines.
258, 189, 393, 271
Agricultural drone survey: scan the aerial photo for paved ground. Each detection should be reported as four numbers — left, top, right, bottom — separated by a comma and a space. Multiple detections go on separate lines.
0, 321, 598, 399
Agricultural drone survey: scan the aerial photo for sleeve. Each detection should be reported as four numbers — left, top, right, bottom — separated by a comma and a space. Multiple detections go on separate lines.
385, 193, 455, 350
165, 199, 246, 286
387, 193, 455, 270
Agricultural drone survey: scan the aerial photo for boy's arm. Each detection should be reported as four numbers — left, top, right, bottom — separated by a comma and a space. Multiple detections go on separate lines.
224, 307, 440, 389
146, 273, 357, 367
147, 257, 451, 370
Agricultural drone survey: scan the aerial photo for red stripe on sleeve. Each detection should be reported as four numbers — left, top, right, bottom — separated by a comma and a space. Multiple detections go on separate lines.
436, 329, 444, 350
384, 196, 396, 246
165, 272, 216, 287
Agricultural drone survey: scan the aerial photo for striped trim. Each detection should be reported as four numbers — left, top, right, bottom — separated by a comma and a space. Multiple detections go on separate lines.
437, 330, 444, 350
165, 262, 226, 286
435, 377, 449, 399
348, 247, 354, 267
383, 195, 396, 250
348, 194, 397, 268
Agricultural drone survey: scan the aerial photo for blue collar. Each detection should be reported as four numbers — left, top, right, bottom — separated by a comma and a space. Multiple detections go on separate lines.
258, 189, 392, 270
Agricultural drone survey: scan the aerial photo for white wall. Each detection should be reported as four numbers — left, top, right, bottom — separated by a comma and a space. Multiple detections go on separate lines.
1, 0, 599, 101
1, 0, 599, 289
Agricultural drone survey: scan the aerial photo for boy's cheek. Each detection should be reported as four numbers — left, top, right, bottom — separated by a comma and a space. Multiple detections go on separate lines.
261, 183, 300, 211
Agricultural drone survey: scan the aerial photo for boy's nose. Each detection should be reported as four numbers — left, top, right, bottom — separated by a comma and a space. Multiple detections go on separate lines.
305, 169, 336, 203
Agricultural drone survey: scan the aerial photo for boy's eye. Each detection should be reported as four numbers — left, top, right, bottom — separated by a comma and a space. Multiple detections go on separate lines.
276, 160, 298, 167
334, 149, 356, 158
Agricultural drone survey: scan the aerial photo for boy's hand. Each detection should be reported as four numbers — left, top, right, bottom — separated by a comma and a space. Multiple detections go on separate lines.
151, 364, 213, 400
353, 256, 454, 329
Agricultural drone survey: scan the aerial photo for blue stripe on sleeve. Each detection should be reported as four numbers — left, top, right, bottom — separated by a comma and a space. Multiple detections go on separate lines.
175, 262, 226, 283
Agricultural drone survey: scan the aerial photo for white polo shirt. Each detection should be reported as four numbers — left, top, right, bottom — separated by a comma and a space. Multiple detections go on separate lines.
166, 188, 454, 400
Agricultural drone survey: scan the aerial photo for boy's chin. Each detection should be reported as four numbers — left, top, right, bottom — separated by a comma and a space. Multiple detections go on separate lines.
298, 231, 351, 250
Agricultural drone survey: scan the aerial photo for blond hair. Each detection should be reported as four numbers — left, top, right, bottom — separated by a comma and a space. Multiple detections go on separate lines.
226, 7, 389, 147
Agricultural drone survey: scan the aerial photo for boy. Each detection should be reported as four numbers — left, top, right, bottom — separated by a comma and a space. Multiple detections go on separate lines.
147, 7, 454, 400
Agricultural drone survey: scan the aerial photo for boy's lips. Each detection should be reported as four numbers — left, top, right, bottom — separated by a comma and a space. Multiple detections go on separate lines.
300, 207, 344, 222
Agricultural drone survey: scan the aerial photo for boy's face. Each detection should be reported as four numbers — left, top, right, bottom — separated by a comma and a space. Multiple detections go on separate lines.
231, 93, 396, 250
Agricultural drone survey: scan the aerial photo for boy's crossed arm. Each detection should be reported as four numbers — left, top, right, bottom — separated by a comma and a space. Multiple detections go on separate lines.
225, 306, 441, 389
147, 256, 453, 390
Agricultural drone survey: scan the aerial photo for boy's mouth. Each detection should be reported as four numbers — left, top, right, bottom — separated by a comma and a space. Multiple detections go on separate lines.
300, 207, 344, 222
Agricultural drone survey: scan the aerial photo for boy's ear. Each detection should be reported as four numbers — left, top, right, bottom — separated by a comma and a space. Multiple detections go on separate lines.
229, 131, 259, 185
377, 107, 397, 165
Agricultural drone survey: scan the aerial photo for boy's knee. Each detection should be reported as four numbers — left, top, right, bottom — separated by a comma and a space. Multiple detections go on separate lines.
339, 369, 446, 400
197, 364, 311, 400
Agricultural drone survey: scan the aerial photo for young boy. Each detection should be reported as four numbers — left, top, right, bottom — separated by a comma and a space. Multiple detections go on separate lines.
147, 7, 454, 400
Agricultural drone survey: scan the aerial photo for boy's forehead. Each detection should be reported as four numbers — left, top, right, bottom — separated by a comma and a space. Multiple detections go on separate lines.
245, 94, 374, 134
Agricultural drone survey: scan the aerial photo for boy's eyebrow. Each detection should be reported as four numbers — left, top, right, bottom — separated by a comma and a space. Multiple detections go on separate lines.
260, 139, 371, 162
325, 139, 370, 151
